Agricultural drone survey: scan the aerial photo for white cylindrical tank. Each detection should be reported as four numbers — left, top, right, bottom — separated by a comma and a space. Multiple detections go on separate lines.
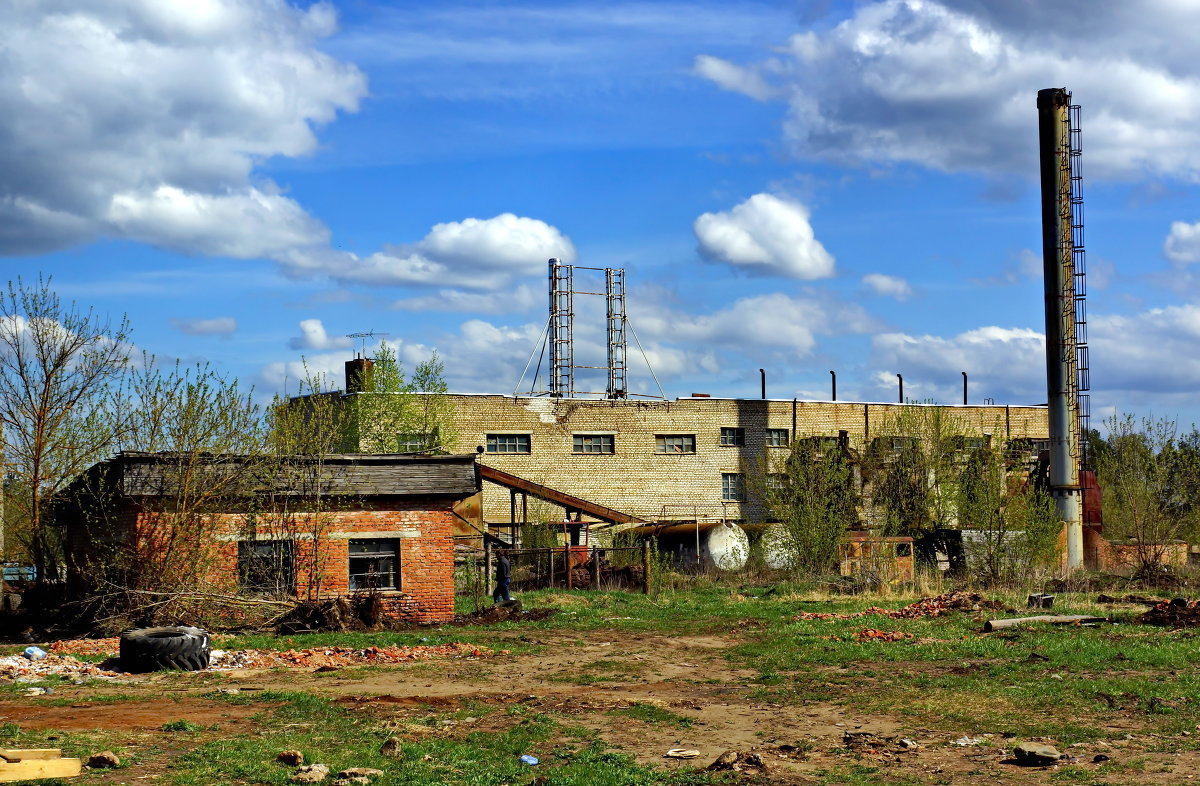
653, 522, 749, 571
760, 523, 796, 570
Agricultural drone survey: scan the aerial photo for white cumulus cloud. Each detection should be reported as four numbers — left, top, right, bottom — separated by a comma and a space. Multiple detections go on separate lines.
1165, 221, 1200, 263
0, 0, 364, 256
695, 0, 1200, 181
693, 194, 835, 279
862, 273, 913, 300
289, 319, 353, 351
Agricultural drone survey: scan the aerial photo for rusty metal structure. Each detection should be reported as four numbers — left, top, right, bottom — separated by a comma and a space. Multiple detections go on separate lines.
1037, 87, 1091, 570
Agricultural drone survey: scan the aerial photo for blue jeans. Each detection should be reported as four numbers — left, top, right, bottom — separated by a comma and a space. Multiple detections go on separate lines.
493, 580, 511, 603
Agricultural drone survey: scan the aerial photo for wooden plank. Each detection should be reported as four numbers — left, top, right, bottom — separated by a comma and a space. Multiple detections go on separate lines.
0, 749, 64, 762
983, 615, 1107, 632
0, 756, 83, 781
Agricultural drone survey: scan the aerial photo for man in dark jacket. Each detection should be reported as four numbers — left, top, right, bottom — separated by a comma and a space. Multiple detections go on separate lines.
493, 551, 511, 603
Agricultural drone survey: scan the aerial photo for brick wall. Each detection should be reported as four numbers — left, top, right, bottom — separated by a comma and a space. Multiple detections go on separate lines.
117, 499, 456, 624
434, 395, 1049, 525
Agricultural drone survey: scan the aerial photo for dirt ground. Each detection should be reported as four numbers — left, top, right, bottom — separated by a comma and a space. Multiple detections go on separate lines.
4, 626, 1197, 784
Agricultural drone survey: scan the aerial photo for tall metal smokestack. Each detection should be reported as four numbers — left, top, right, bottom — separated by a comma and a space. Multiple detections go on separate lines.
1037, 87, 1084, 571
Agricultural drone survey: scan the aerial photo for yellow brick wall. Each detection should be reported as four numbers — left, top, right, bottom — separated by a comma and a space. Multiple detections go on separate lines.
440, 396, 1048, 525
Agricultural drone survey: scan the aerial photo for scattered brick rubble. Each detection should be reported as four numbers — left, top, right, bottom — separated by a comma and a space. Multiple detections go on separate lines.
794, 592, 1005, 622
1139, 597, 1200, 627
852, 628, 914, 642
2, 639, 495, 679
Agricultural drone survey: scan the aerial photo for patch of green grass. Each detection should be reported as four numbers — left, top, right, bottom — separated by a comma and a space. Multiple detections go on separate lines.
161, 719, 206, 732
167, 691, 723, 785
607, 702, 693, 728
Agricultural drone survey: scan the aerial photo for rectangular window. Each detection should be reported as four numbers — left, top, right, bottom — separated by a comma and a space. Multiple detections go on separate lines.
720, 427, 745, 446
573, 434, 614, 454
766, 473, 786, 492
238, 540, 294, 595
655, 434, 696, 454
721, 473, 746, 502
486, 434, 531, 454
396, 428, 439, 453
348, 539, 399, 591
766, 428, 789, 447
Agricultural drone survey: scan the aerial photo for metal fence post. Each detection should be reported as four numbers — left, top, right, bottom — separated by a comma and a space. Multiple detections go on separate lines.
484, 543, 492, 603
591, 547, 601, 589
565, 544, 573, 590
642, 541, 651, 595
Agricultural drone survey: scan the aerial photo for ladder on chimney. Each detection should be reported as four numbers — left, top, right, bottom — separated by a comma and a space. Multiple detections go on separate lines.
1068, 101, 1091, 469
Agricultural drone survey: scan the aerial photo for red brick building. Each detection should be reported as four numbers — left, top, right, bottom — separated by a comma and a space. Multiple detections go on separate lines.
59, 452, 480, 624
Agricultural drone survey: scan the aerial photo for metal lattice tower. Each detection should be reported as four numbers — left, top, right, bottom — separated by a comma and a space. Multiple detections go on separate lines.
1068, 102, 1091, 468
606, 267, 627, 399
548, 259, 574, 397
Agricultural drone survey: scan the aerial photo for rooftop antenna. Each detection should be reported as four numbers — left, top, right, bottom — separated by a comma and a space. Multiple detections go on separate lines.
346, 330, 390, 359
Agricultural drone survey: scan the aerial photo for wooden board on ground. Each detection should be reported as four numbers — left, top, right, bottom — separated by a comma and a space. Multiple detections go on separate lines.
0, 749, 82, 781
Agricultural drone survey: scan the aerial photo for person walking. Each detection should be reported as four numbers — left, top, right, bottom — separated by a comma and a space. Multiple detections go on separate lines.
492, 550, 511, 603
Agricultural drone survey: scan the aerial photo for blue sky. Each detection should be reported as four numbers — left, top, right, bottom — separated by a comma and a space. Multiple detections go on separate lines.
5, 0, 1200, 427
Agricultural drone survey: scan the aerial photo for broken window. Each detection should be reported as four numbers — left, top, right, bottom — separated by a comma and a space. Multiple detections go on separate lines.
721, 473, 746, 501
766, 428, 789, 447
655, 434, 696, 454
720, 427, 745, 446
348, 539, 400, 591
238, 540, 295, 595
573, 434, 615, 454
486, 434, 531, 454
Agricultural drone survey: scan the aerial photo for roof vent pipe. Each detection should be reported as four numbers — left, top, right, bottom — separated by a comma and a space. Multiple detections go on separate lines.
830, 370, 836, 402
759, 369, 766, 400
962, 371, 968, 406
897, 374, 904, 404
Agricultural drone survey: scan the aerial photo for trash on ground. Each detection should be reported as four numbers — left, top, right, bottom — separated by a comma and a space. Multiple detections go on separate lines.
706, 751, 767, 773
952, 736, 986, 746
664, 749, 700, 759
22, 647, 46, 661
3, 640, 493, 680
519, 754, 539, 765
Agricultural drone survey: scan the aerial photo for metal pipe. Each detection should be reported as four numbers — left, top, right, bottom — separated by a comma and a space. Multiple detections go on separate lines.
1038, 87, 1083, 571
897, 374, 903, 404
759, 368, 766, 400
830, 370, 836, 401
962, 371, 968, 406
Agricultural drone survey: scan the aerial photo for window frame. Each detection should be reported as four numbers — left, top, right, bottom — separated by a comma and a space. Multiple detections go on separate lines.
486, 433, 531, 454
765, 428, 790, 447
348, 538, 401, 592
572, 434, 615, 454
655, 434, 696, 454
237, 540, 295, 596
721, 472, 747, 502
720, 427, 745, 447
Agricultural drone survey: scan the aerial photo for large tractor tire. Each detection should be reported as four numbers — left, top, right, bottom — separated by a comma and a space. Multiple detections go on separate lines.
119, 626, 211, 673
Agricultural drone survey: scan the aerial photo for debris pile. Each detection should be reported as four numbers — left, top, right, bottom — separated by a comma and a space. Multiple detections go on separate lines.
0, 653, 122, 681
4, 640, 493, 679
852, 629, 914, 643
1139, 597, 1200, 627
795, 592, 1005, 622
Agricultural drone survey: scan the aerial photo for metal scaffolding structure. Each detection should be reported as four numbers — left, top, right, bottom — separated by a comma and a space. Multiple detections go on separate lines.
548, 260, 575, 397
605, 267, 627, 399
516, 259, 662, 400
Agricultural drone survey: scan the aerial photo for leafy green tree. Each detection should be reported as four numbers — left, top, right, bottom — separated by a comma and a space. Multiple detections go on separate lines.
1099, 414, 1200, 578
343, 344, 453, 453
0, 276, 131, 583
757, 436, 861, 574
